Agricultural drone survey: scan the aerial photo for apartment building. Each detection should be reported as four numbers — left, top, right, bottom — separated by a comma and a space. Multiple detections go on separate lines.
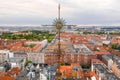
0, 50, 9, 63
91, 63, 120, 80
27, 53, 44, 63
102, 54, 120, 78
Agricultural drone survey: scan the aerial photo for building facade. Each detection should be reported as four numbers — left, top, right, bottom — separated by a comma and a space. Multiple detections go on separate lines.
44, 53, 97, 65
0, 50, 9, 63
27, 53, 44, 63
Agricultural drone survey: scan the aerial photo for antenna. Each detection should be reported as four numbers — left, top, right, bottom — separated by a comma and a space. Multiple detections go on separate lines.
58, 4, 60, 20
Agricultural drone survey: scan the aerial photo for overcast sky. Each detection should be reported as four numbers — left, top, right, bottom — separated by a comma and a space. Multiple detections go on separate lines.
0, 0, 120, 26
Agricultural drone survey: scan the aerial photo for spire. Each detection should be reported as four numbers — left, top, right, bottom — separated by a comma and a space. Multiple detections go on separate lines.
58, 4, 60, 20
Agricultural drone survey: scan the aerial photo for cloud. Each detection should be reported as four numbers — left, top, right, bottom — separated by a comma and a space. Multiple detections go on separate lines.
0, 0, 120, 25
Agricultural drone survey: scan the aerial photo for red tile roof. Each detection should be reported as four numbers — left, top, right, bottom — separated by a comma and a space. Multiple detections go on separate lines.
0, 67, 22, 80
94, 51, 110, 55
91, 59, 103, 64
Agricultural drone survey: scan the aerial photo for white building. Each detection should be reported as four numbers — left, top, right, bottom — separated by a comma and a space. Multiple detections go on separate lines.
8, 57, 26, 69
27, 53, 44, 63
102, 40, 110, 45
40, 73, 47, 80
0, 50, 13, 63
0, 66, 5, 75
40, 39, 48, 49
102, 55, 114, 70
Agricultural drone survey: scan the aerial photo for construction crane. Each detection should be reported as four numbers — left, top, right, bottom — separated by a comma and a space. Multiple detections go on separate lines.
42, 4, 76, 80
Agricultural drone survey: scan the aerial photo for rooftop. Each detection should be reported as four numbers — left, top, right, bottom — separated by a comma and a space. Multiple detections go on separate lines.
74, 44, 93, 54
102, 54, 120, 69
93, 63, 120, 80
9, 57, 24, 63
0, 50, 10, 53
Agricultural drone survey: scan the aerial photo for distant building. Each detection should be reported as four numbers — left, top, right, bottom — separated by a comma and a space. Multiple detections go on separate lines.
111, 36, 120, 45
102, 40, 110, 45
14, 31, 32, 35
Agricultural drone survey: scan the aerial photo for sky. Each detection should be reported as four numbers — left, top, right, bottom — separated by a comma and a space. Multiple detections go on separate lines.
0, 0, 120, 26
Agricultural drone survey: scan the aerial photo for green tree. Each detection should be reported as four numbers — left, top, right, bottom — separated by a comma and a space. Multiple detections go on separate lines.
25, 60, 32, 66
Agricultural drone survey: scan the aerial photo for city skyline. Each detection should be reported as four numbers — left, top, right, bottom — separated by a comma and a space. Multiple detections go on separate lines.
0, 0, 120, 26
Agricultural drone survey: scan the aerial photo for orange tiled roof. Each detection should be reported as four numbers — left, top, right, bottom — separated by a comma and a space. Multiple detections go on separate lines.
91, 59, 103, 64
71, 63, 80, 67
84, 71, 99, 80
7, 67, 22, 75
0, 67, 22, 80
8, 40, 42, 52
94, 51, 110, 55
0, 76, 14, 80
59, 63, 84, 78
60, 66, 72, 71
